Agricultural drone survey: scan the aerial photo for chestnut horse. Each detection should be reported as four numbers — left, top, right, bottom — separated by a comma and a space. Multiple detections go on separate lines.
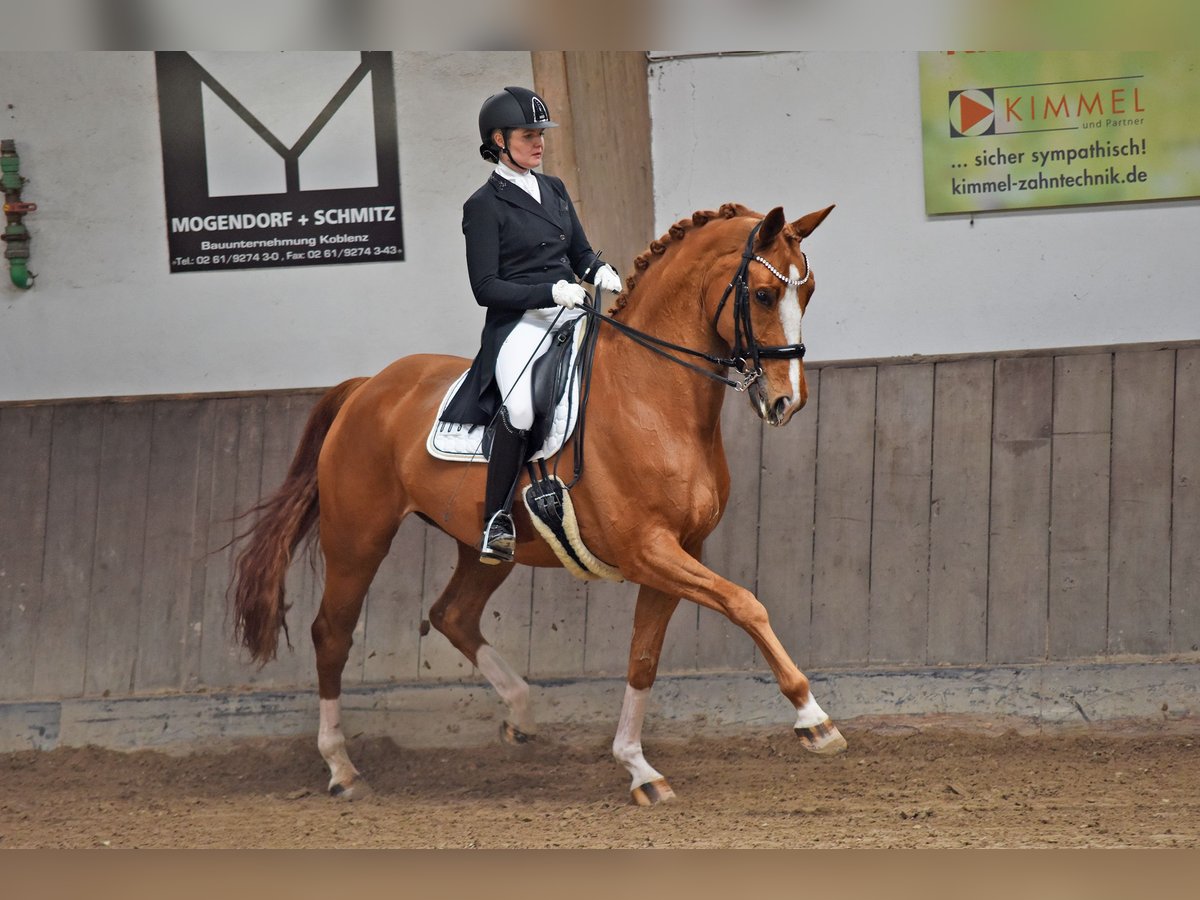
230, 201, 845, 805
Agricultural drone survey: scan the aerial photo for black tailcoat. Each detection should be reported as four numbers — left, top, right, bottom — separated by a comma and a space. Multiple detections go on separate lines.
441, 171, 601, 425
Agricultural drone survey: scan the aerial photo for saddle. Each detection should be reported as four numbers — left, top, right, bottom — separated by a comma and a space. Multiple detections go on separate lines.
425, 314, 621, 582
427, 315, 587, 463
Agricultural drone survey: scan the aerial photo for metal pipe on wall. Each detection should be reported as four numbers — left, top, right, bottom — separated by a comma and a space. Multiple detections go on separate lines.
1, 139, 37, 289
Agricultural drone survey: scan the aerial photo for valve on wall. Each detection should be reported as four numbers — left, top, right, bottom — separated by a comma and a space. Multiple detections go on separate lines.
1, 139, 36, 289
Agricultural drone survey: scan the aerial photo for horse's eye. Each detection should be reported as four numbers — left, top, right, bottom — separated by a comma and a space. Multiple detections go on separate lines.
755, 288, 774, 307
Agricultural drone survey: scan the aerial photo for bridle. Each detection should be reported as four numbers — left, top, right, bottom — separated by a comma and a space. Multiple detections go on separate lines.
558, 217, 810, 489
579, 218, 809, 393
710, 219, 809, 389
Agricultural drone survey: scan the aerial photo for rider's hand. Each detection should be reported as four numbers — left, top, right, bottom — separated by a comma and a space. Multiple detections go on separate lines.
593, 264, 622, 294
552, 280, 587, 309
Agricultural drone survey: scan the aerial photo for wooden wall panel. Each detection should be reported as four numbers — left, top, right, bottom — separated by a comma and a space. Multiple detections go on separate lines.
1049, 354, 1112, 659
6, 338, 1200, 707
363, 515, 426, 684
487, 564, 534, 676
258, 394, 323, 690
1109, 350, 1175, 654
529, 567, 588, 677
699, 397, 763, 670
197, 398, 253, 688
530, 51, 662, 681
33, 404, 104, 698
557, 52, 654, 279
226, 398, 269, 686
286, 394, 331, 686
84, 403, 154, 696
418, 527, 474, 680
530, 52, 580, 201
583, 579, 636, 677
987, 357, 1052, 663
758, 369, 820, 669
657, 584, 698, 674
134, 400, 208, 691
0, 406, 51, 701
927, 359, 992, 665
810, 366, 876, 667
1172, 349, 1200, 653
869, 364, 934, 664
182, 399, 217, 692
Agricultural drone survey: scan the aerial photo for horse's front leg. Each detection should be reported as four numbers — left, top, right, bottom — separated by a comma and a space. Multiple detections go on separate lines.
627, 538, 847, 757
614, 585, 681, 806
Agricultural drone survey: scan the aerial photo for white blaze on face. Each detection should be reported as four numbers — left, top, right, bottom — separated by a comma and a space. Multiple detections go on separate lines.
778, 264, 804, 405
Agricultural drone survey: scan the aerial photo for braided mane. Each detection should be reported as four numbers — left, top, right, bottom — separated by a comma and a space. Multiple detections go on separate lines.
608, 202, 759, 316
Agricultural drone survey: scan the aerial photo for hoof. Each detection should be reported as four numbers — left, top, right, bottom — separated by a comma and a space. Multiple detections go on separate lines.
795, 719, 848, 756
631, 778, 676, 807
329, 775, 372, 801
500, 720, 535, 745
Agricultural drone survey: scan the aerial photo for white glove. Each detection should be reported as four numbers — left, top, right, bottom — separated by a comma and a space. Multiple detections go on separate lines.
593, 263, 622, 294
552, 280, 587, 309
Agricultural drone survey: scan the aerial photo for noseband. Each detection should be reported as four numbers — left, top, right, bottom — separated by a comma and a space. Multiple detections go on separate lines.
710, 220, 808, 388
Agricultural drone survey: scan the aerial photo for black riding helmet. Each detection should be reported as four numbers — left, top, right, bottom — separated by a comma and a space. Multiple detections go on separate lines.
478, 87, 558, 162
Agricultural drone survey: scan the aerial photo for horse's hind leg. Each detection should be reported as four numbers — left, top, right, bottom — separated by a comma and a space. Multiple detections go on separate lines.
312, 529, 395, 800
428, 539, 535, 742
615, 585, 680, 807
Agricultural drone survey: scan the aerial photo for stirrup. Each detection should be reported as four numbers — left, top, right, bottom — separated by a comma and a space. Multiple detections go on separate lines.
479, 510, 516, 565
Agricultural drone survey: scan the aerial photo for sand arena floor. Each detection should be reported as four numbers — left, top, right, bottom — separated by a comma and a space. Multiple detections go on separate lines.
2, 716, 1197, 849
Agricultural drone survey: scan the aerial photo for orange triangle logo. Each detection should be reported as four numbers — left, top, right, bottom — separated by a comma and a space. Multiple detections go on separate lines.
959, 93, 992, 132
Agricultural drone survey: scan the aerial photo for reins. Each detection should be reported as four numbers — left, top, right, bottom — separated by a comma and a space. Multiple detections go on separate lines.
578, 302, 760, 392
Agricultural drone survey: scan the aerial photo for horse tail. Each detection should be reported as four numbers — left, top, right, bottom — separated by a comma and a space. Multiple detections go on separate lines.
230, 377, 368, 664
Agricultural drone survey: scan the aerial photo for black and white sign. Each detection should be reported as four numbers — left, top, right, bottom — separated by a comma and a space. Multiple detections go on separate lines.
156, 51, 404, 273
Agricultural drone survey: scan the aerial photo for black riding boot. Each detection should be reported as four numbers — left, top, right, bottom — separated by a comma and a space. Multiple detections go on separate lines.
479, 406, 529, 565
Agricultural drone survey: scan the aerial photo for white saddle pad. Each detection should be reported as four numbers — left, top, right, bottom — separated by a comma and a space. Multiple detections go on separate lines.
427, 317, 588, 463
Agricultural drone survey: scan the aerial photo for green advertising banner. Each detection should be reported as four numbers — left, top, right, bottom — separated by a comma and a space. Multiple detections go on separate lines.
919, 52, 1200, 214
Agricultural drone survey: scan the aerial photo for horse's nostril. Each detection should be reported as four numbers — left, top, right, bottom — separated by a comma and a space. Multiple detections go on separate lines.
774, 397, 791, 417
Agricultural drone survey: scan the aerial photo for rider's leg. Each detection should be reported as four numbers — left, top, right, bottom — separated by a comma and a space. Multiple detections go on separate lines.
479, 311, 556, 564
479, 406, 528, 564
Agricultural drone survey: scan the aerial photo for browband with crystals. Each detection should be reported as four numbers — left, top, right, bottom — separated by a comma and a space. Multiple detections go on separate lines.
753, 250, 810, 287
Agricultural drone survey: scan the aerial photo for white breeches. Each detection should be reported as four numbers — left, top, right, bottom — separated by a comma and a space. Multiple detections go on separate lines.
494, 305, 583, 430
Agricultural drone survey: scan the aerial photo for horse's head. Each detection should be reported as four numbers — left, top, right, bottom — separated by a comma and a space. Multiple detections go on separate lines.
710, 204, 834, 426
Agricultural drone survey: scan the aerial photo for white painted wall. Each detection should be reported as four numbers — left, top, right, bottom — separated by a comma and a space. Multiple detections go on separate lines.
3, 51, 1198, 402
649, 52, 1200, 363
0, 51, 531, 401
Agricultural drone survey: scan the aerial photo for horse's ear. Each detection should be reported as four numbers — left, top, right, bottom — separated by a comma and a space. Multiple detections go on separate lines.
754, 207, 787, 250
787, 205, 835, 241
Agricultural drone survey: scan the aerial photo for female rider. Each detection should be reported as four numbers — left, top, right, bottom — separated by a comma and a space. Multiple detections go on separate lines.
440, 86, 622, 564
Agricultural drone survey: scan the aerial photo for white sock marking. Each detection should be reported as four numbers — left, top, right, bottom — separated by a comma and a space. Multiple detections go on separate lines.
317, 697, 360, 788
612, 684, 666, 791
793, 691, 829, 729
477, 644, 536, 734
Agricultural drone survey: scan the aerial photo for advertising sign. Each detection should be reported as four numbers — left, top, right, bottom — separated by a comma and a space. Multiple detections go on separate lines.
919, 52, 1200, 214
156, 51, 404, 272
